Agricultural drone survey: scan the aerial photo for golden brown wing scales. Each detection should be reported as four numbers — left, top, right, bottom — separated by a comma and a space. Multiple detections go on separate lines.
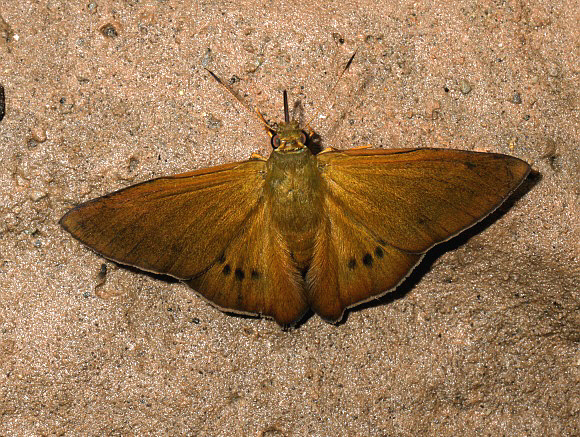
306, 196, 422, 322
61, 146, 530, 326
307, 148, 530, 322
60, 160, 267, 279
61, 159, 308, 324
317, 148, 531, 252
185, 203, 308, 325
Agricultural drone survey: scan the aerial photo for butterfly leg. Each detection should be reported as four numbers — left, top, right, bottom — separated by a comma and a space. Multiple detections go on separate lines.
318, 147, 340, 154
250, 152, 267, 161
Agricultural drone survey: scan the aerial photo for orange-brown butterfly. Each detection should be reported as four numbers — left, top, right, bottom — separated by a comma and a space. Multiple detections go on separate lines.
60, 68, 530, 326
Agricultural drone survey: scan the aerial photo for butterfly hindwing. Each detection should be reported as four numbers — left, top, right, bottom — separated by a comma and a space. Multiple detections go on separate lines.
185, 201, 308, 325
307, 196, 422, 322
306, 148, 530, 322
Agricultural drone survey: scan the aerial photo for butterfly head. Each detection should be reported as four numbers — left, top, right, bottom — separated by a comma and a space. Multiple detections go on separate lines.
269, 90, 309, 153
271, 121, 309, 153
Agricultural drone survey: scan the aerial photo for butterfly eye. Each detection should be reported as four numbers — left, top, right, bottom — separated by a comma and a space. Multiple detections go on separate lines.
271, 135, 281, 149
300, 131, 308, 145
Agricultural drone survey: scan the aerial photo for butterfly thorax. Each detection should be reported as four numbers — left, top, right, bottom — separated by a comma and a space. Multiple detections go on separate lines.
265, 141, 323, 270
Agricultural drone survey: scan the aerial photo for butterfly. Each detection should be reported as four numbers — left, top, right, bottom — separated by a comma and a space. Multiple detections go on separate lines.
60, 80, 530, 326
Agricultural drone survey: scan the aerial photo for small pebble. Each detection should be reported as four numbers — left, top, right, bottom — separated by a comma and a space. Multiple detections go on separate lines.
459, 79, 472, 95
30, 126, 47, 143
547, 62, 560, 78
100, 23, 118, 38
30, 190, 47, 202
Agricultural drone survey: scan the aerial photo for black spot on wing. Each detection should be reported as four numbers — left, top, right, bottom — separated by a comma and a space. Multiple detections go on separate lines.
222, 265, 231, 275
362, 253, 373, 267
235, 268, 245, 281
348, 258, 357, 269
251, 270, 261, 280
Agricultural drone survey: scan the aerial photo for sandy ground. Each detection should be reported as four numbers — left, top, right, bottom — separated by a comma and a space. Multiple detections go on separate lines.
0, 1, 578, 435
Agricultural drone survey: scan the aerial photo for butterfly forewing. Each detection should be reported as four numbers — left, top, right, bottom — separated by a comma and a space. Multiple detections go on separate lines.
317, 148, 531, 252
60, 160, 267, 279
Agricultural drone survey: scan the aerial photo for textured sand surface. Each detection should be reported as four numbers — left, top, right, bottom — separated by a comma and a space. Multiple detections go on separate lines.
0, 1, 578, 435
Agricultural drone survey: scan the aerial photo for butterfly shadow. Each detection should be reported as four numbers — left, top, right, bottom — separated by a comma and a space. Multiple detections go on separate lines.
288, 98, 324, 156
339, 170, 539, 325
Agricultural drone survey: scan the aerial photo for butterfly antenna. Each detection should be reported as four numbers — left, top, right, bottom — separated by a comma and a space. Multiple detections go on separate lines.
205, 68, 273, 132
283, 90, 290, 123
304, 50, 357, 131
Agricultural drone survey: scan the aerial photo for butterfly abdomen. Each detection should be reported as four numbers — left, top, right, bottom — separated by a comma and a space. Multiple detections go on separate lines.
265, 148, 325, 270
